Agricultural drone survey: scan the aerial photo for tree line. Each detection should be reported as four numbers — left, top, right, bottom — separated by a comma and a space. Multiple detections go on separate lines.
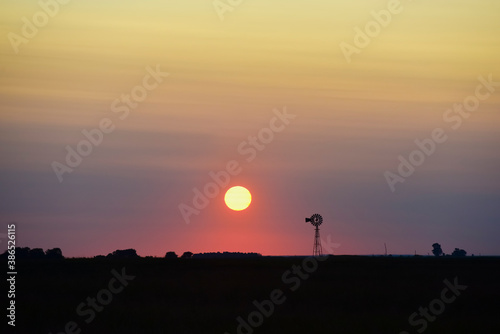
2, 245, 470, 259
1, 247, 63, 259
432, 243, 468, 257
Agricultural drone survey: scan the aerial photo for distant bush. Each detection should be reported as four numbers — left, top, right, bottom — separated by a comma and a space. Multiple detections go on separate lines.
181, 251, 193, 259
451, 248, 467, 257
14, 247, 31, 258
30, 248, 45, 258
106, 249, 139, 258
165, 251, 178, 259
432, 243, 443, 257
45, 248, 64, 259
1, 247, 65, 259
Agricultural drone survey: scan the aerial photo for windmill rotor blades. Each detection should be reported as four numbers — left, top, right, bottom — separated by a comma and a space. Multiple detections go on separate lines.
309, 213, 323, 226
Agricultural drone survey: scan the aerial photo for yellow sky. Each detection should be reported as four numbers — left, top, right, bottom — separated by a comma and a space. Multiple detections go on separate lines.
0, 0, 499, 176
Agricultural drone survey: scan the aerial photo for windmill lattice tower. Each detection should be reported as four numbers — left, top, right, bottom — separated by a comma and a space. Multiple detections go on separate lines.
305, 213, 323, 256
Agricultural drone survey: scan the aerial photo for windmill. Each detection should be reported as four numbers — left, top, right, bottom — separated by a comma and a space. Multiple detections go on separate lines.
305, 213, 323, 256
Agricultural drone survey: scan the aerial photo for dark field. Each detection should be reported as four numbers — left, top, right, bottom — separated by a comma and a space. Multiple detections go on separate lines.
8, 256, 500, 334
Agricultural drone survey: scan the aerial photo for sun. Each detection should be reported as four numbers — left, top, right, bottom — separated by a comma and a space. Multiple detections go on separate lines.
224, 186, 252, 211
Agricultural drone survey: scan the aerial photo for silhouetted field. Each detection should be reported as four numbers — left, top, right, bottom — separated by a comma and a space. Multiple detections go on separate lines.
10, 256, 500, 334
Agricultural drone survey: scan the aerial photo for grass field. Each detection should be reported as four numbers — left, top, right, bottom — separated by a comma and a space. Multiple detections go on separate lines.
9, 256, 500, 334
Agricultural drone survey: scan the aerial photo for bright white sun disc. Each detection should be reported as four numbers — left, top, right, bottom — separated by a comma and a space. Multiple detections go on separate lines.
224, 186, 252, 211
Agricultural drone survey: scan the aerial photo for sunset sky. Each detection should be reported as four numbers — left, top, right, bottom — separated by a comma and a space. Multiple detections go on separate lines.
1, 0, 499, 257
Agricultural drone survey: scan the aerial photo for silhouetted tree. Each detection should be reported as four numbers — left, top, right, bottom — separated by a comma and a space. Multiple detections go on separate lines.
29, 248, 45, 259
432, 243, 443, 257
181, 251, 193, 259
451, 248, 467, 257
15, 247, 31, 258
45, 248, 64, 259
107, 249, 139, 258
165, 251, 178, 259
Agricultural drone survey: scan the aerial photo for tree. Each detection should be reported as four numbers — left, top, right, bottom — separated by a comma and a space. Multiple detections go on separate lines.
181, 251, 193, 259
451, 248, 467, 257
432, 243, 443, 257
107, 249, 139, 258
15, 247, 31, 258
45, 248, 64, 259
165, 251, 178, 259
29, 248, 45, 259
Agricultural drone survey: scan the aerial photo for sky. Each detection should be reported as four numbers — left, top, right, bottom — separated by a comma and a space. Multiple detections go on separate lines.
1, 0, 499, 257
